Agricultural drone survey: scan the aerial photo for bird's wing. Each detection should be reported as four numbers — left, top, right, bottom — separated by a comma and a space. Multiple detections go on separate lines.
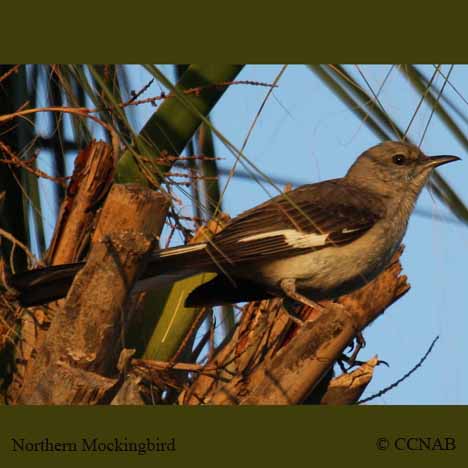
207, 179, 384, 266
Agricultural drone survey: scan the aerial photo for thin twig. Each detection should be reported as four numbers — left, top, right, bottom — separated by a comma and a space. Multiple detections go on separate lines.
116, 80, 278, 111
128, 78, 154, 103
419, 65, 454, 147
0, 141, 68, 187
357, 336, 440, 404
216, 68, 287, 217
0, 65, 21, 83
0, 105, 120, 162
171, 307, 208, 363
0, 227, 40, 268
133, 358, 216, 373
403, 65, 439, 138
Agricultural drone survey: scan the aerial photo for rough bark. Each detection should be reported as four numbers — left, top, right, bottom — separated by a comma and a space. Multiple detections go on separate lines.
16, 229, 154, 404
91, 184, 169, 245
111, 374, 146, 405
8, 140, 115, 403
111, 349, 146, 405
14, 184, 169, 404
46, 140, 115, 265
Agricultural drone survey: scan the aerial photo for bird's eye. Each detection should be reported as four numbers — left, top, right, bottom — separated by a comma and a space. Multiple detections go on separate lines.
392, 154, 406, 165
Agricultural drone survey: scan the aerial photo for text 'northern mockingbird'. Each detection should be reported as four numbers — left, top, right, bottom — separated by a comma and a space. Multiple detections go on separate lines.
10, 141, 460, 309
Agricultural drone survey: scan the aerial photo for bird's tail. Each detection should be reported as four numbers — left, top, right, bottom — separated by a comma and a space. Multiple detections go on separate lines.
8, 262, 84, 307
10, 242, 213, 307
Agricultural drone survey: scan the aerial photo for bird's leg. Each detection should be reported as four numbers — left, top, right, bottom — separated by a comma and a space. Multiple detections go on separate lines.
280, 278, 324, 325
281, 299, 306, 326
280, 278, 324, 311
347, 331, 366, 352
343, 331, 366, 368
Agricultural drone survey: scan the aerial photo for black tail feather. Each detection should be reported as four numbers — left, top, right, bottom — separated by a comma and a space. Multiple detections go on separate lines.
9, 262, 84, 307
8, 242, 213, 307
185, 274, 274, 307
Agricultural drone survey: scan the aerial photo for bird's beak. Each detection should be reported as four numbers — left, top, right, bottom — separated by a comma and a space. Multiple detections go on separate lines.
424, 155, 461, 168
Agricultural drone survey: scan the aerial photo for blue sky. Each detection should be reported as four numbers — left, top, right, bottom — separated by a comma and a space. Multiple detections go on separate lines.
35, 64, 468, 404
210, 65, 468, 405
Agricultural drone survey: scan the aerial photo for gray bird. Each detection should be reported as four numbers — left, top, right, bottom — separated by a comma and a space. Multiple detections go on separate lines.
10, 141, 460, 309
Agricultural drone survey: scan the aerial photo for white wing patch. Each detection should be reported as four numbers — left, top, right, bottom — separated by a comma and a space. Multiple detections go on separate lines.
159, 243, 207, 257
238, 229, 329, 248
341, 227, 362, 234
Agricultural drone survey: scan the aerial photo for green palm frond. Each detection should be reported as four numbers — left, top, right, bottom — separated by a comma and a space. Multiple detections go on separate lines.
309, 64, 468, 223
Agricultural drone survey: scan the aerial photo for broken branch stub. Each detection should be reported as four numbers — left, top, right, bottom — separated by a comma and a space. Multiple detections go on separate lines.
16, 229, 154, 404
16, 184, 170, 404
319, 357, 379, 405
46, 140, 115, 265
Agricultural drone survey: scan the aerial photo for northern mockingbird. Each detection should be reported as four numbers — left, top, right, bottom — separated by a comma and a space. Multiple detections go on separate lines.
10, 141, 460, 310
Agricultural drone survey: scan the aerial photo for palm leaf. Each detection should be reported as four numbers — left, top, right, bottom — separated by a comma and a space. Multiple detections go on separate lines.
309, 64, 468, 223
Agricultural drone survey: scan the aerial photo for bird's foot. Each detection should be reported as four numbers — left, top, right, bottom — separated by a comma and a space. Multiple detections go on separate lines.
347, 331, 366, 352
339, 332, 388, 371
338, 354, 389, 372
337, 332, 367, 370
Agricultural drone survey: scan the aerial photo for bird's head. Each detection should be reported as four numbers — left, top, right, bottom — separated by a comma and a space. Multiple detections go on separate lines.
346, 141, 460, 198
